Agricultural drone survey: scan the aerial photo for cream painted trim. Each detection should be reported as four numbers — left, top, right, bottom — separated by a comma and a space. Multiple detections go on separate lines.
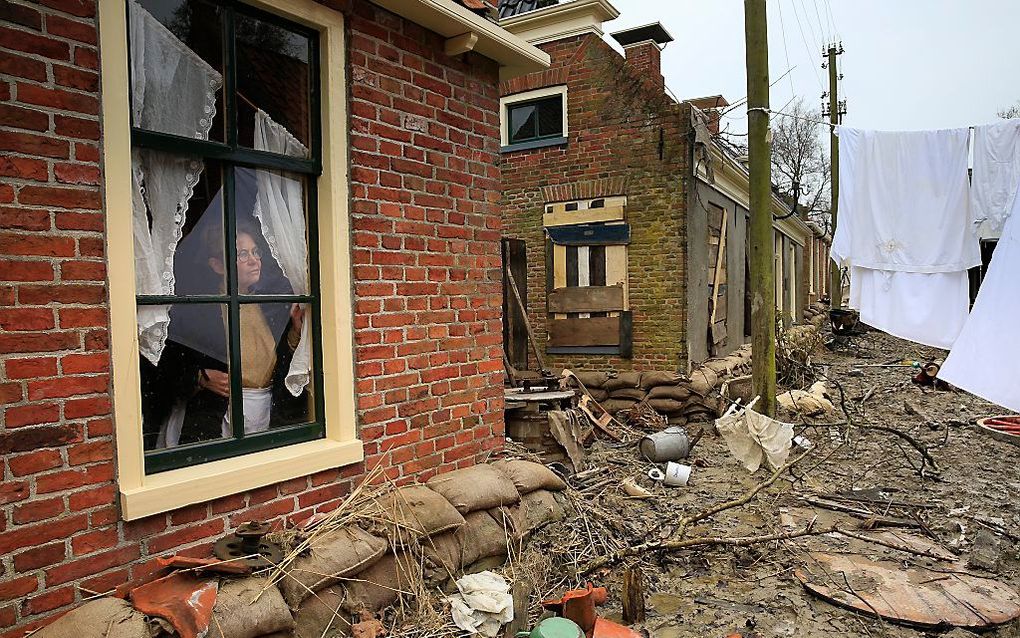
500, 0, 620, 47
444, 31, 478, 56
101, 0, 361, 520
500, 85, 567, 147
369, 0, 548, 80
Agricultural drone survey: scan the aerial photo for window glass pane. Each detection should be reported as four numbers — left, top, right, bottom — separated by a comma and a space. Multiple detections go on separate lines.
239, 302, 314, 432
509, 103, 537, 144
236, 12, 311, 156
536, 98, 563, 137
141, 302, 233, 451
233, 167, 310, 296
132, 152, 226, 297
129, 0, 225, 142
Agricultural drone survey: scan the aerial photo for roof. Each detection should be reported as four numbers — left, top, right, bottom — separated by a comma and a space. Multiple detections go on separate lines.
609, 21, 673, 47
497, 0, 559, 19
686, 95, 730, 110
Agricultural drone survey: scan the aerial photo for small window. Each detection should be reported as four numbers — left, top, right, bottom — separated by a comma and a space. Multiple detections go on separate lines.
507, 96, 563, 145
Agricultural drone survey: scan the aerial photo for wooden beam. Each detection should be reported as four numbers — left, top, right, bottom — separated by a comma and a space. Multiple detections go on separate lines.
548, 285, 625, 313
548, 316, 621, 347
543, 204, 625, 228
444, 31, 478, 56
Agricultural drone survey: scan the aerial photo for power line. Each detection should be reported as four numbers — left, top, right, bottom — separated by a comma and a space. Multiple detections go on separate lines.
811, 0, 829, 44
789, 0, 824, 89
774, 0, 797, 103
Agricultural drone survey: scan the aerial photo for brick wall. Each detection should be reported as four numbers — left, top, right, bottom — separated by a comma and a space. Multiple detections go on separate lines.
500, 34, 690, 373
0, 1, 505, 634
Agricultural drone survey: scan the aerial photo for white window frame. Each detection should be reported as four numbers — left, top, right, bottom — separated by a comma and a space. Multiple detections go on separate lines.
100, 0, 361, 520
500, 85, 568, 147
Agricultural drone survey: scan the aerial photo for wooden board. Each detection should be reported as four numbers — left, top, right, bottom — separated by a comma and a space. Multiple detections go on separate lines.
548, 316, 621, 347
796, 552, 1020, 629
548, 286, 625, 314
543, 204, 625, 228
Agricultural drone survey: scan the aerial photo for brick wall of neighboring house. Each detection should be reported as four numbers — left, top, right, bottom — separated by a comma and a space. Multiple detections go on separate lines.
0, 1, 505, 634
500, 34, 690, 373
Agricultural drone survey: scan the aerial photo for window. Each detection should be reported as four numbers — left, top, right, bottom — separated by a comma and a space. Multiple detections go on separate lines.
500, 85, 567, 151
102, 0, 360, 519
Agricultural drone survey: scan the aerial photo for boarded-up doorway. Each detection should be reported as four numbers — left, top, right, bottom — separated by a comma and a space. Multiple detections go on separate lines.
502, 238, 528, 370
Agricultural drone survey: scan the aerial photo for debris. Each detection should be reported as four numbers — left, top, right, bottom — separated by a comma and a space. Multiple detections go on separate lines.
661, 461, 692, 487
542, 584, 641, 638
621, 568, 646, 625
547, 410, 587, 471
967, 528, 1002, 572
777, 382, 835, 417
520, 618, 585, 638
846, 368, 865, 377
447, 571, 514, 638
352, 612, 386, 638
129, 572, 218, 638
715, 398, 795, 472
620, 478, 653, 499
976, 415, 1020, 447
796, 551, 1020, 629
213, 521, 284, 570
155, 555, 251, 575
638, 427, 690, 462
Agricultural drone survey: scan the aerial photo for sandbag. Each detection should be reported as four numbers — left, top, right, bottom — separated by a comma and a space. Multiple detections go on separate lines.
602, 372, 642, 392
608, 387, 647, 401
647, 398, 686, 414
369, 484, 465, 544
639, 370, 684, 389
647, 385, 692, 401
293, 586, 351, 638
703, 359, 733, 375
458, 510, 510, 567
689, 368, 719, 396
571, 371, 609, 389
587, 388, 609, 402
343, 552, 421, 614
427, 465, 520, 514
208, 578, 294, 638
601, 398, 638, 413
504, 490, 564, 538
492, 460, 566, 494
280, 526, 389, 607
421, 531, 465, 582
33, 598, 148, 638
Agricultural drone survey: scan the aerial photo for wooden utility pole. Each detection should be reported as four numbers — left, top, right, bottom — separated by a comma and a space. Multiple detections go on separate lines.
825, 44, 845, 307
744, 0, 776, 417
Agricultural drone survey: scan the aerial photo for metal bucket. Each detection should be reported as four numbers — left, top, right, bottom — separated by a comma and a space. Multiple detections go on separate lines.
639, 427, 690, 462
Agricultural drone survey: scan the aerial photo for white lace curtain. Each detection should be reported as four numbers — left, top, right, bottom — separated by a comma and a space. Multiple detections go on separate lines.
253, 109, 312, 396
130, 0, 222, 365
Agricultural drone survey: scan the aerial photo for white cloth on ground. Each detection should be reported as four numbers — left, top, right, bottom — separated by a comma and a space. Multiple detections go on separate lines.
972, 119, 1020, 238
848, 267, 970, 350
831, 126, 979, 273
446, 571, 514, 638
939, 189, 1020, 413
715, 402, 794, 473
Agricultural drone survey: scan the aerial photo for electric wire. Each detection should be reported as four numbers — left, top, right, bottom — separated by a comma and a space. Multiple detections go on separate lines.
774, 0, 797, 104
789, 0, 825, 89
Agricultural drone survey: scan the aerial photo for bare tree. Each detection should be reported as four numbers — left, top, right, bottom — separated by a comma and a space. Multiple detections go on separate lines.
999, 102, 1020, 119
770, 98, 831, 230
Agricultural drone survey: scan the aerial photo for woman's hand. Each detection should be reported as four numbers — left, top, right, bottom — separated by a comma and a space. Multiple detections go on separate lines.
199, 369, 230, 398
290, 303, 305, 332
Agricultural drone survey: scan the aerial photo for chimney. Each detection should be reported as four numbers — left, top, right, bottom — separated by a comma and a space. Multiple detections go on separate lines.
687, 95, 730, 135
610, 22, 674, 91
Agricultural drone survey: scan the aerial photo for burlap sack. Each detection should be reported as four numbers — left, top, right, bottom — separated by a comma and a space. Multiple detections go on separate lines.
703, 359, 733, 375
458, 510, 510, 566
639, 371, 685, 389
493, 460, 567, 494
647, 385, 692, 401
603, 372, 642, 392
601, 398, 638, 413
608, 387, 647, 401
426, 465, 520, 514
369, 484, 465, 544
33, 598, 148, 638
572, 371, 609, 389
208, 578, 294, 638
689, 368, 719, 396
518, 490, 565, 535
343, 552, 421, 614
292, 587, 351, 638
280, 526, 389, 607
420, 531, 465, 582
647, 398, 686, 414
587, 388, 610, 402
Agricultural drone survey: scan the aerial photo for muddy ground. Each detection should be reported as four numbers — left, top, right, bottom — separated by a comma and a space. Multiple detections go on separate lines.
516, 328, 1020, 638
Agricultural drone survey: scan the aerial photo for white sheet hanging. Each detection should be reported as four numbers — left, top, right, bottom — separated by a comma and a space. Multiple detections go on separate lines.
831, 126, 979, 273
972, 119, 1020, 239
848, 267, 969, 350
129, 0, 222, 365
252, 109, 312, 396
939, 189, 1020, 412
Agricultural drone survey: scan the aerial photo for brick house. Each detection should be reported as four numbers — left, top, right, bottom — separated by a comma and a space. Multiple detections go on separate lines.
498, 0, 821, 373
0, 0, 546, 633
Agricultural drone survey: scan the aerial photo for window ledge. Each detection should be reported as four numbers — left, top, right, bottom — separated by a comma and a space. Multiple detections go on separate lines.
501, 137, 568, 153
119, 437, 363, 520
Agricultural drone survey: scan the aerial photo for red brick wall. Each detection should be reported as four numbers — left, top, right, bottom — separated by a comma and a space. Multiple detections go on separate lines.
500, 34, 690, 373
0, 1, 505, 634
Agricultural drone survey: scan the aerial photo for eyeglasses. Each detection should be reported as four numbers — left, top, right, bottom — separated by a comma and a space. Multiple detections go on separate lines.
237, 247, 262, 262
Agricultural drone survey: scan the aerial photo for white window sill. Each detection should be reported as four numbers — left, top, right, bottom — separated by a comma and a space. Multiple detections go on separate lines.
119, 437, 363, 520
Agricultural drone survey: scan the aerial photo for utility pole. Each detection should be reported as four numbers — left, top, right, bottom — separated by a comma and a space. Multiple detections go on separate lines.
823, 43, 846, 307
744, 0, 775, 417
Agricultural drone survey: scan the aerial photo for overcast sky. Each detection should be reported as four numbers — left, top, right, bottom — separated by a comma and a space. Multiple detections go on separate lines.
604, 1, 1020, 134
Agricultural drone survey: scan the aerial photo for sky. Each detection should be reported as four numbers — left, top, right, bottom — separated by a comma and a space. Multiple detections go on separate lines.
603, 0, 1020, 135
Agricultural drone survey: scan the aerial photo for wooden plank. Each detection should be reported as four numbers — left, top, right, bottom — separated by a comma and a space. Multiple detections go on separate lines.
548, 316, 620, 347
577, 246, 590, 318
543, 204, 625, 228
589, 245, 606, 287
548, 285, 625, 313
606, 244, 628, 314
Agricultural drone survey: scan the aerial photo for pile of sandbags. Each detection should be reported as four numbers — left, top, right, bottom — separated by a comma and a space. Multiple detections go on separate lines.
566, 345, 753, 425
803, 301, 829, 327
34, 461, 567, 638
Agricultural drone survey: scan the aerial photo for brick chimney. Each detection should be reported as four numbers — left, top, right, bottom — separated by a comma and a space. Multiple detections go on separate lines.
610, 22, 674, 92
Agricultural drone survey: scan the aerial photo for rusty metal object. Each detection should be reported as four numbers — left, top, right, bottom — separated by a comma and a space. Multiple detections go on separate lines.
213, 521, 284, 569
541, 585, 641, 638
156, 554, 251, 575
130, 572, 218, 638
796, 551, 1020, 629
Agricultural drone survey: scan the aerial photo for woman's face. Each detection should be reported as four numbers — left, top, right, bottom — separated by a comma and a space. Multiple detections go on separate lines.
236, 232, 262, 292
